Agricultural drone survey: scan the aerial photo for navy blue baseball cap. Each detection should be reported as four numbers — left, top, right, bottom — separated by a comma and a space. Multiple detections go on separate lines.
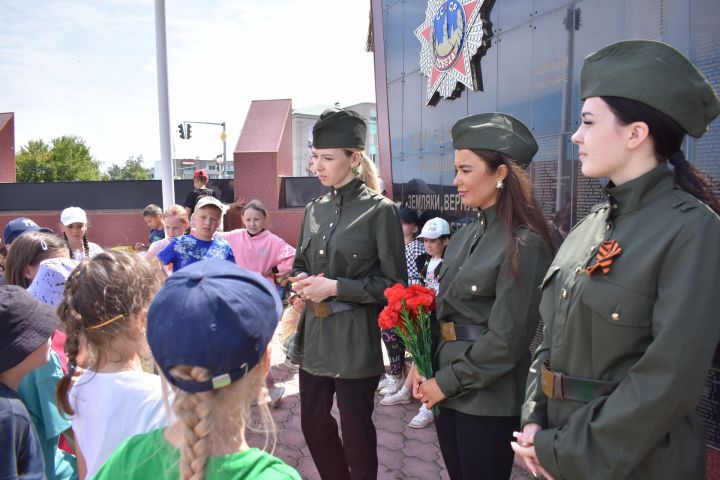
147, 258, 282, 393
399, 207, 419, 226
0, 285, 59, 372
3, 217, 52, 245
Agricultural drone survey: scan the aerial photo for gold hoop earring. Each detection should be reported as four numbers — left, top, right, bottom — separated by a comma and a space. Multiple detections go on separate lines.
496, 179, 504, 189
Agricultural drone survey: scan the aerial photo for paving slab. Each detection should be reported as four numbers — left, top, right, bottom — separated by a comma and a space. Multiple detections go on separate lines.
247, 328, 531, 479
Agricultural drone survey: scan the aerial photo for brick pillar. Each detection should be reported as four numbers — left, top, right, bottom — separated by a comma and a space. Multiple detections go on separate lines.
0, 113, 16, 183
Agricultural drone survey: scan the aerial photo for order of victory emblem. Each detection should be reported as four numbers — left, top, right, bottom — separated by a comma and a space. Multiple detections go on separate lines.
415, 0, 493, 105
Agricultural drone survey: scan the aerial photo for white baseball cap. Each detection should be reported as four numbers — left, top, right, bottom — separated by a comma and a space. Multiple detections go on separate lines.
60, 207, 88, 226
195, 196, 226, 214
417, 217, 450, 240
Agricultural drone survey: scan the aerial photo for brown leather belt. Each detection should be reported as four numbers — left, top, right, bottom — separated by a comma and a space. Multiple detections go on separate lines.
306, 300, 357, 318
439, 322, 485, 341
541, 360, 619, 403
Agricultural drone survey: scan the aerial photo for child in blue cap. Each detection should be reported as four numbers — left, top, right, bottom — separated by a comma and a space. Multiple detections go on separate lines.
94, 259, 301, 480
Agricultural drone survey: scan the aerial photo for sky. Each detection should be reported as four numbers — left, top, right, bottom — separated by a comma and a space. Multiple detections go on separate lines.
0, 0, 377, 170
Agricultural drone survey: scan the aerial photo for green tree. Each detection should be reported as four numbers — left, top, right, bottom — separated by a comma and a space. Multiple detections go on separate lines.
105, 155, 151, 180
15, 140, 52, 182
16, 136, 101, 182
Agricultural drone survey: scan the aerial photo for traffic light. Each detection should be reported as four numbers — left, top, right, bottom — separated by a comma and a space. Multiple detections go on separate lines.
178, 123, 185, 139
186, 124, 192, 139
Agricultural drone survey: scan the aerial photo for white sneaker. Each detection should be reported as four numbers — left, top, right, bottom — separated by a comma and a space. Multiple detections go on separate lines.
379, 374, 404, 396
268, 386, 285, 408
380, 386, 412, 406
376, 374, 390, 391
408, 404, 434, 428
377, 373, 399, 391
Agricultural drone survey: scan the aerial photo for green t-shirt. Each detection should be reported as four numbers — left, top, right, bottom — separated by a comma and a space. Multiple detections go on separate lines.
94, 428, 301, 480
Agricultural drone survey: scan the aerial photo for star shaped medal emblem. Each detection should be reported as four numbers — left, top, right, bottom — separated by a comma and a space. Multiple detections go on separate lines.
415, 0, 493, 105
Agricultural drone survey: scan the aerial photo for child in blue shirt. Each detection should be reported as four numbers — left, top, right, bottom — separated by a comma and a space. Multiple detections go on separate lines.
0, 286, 60, 480
144, 204, 165, 244
157, 196, 235, 272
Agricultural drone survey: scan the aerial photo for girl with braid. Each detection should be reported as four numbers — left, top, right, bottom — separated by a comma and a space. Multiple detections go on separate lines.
55, 251, 165, 479
59, 207, 103, 261
94, 260, 301, 479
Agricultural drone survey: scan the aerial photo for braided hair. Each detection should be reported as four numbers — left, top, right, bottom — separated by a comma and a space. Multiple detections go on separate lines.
55, 251, 160, 416
168, 361, 274, 480
63, 232, 91, 259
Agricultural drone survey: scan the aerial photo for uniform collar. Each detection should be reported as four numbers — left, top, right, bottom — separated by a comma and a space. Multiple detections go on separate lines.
476, 205, 497, 232
330, 177, 364, 206
605, 163, 674, 216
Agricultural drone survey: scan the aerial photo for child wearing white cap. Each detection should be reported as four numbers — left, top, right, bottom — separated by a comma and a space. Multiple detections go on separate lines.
59, 207, 103, 261
157, 196, 235, 272
380, 217, 451, 429
415, 217, 451, 294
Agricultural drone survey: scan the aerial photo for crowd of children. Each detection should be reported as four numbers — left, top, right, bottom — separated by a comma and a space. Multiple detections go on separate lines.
1, 184, 442, 479
0, 190, 303, 479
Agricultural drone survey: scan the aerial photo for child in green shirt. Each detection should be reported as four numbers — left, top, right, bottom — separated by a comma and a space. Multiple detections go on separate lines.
95, 259, 301, 480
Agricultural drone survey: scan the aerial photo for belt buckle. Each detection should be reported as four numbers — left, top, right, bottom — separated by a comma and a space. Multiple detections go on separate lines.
541, 363, 564, 400
309, 301, 329, 318
440, 322, 457, 341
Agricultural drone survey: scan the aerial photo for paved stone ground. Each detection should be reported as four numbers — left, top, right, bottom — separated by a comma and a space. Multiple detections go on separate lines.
247, 330, 532, 480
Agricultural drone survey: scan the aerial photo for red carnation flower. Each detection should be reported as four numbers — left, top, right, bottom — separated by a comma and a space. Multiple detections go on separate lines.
378, 306, 401, 330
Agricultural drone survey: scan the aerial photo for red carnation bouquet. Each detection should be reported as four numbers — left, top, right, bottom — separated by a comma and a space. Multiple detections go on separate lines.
378, 283, 436, 407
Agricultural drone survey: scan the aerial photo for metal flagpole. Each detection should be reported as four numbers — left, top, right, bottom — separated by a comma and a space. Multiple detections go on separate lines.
154, 0, 175, 209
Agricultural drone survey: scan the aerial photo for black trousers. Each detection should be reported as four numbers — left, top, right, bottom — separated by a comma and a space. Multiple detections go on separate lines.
435, 407, 519, 480
299, 369, 381, 480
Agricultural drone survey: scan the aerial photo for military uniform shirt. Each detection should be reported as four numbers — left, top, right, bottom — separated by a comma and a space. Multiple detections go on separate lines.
291, 178, 407, 378
434, 206, 552, 416
522, 164, 720, 479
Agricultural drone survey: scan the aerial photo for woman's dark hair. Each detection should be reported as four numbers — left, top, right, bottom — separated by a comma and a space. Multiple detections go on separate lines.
472, 150, 556, 280
603, 96, 720, 215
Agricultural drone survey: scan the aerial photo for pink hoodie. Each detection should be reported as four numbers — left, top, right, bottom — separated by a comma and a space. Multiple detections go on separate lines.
217, 229, 296, 285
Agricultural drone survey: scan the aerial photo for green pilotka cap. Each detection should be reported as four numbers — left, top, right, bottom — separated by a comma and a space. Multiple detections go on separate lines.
451, 113, 538, 167
312, 108, 367, 149
581, 40, 720, 138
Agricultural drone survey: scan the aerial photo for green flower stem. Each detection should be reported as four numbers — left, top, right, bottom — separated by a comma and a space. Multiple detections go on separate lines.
393, 304, 439, 415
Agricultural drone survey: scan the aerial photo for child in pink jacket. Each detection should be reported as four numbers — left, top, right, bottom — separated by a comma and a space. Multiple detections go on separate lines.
217, 199, 296, 407
217, 200, 295, 290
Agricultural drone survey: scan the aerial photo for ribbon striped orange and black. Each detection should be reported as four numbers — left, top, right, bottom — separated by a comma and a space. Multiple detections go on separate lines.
586, 240, 622, 277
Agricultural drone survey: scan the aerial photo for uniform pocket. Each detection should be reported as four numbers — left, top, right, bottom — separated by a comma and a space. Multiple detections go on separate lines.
300, 236, 311, 253
343, 237, 374, 261
448, 264, 496, 302
540, 265, 561, 289
538, 266, 561, 320
582, 280, 654, 328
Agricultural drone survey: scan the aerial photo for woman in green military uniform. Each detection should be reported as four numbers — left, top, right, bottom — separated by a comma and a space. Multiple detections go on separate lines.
413, 113, 555, 480
513, 40, 720, 479
290, 107, 407, 480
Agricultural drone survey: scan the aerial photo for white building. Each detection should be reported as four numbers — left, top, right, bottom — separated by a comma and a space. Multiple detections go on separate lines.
291, 102, 378, 177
